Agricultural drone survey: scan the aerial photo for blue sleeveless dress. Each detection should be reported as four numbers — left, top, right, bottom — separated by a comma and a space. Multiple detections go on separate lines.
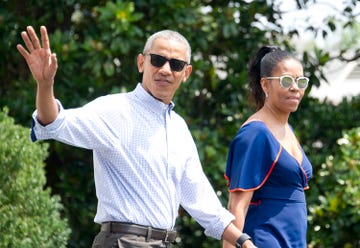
225, 121, 313, 248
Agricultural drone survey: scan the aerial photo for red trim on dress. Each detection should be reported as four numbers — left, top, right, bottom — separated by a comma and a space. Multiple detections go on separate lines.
226, 146, 283, 192
250, 199, 262, 205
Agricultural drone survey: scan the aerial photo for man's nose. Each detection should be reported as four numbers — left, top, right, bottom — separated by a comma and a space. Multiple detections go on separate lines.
159, 61, 172, 73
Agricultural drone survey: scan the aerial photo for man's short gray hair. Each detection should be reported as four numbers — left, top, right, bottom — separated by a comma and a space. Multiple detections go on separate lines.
142, 30, 191, 64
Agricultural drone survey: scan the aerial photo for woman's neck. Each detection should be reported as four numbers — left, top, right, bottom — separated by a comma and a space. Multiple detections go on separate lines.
257, 104, 289, 125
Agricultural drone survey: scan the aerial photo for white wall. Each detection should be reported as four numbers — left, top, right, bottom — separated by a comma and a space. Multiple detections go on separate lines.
309, 60, 360, 103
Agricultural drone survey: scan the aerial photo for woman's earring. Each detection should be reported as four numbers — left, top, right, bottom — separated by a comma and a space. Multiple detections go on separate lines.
265, 92, 269, 98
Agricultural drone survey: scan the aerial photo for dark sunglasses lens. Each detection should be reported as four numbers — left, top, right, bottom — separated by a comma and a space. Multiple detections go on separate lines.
169, 59, 186, 71
150, 54, 186, 71
150, 54, 167, 67
297, 77, 309, 89
280, 76, 294, 88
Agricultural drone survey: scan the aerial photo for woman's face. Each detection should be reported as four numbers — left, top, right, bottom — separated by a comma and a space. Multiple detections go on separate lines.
262, 58, 306, 113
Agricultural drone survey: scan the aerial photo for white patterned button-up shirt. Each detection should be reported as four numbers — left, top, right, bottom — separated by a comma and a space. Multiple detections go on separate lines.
31, 83, 234, 239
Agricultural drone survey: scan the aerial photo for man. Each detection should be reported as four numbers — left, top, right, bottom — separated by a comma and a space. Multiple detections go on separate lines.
17, 26, 256, 248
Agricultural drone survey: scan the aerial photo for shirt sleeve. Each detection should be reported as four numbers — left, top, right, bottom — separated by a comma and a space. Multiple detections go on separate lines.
179, 130, 235, 240
30, 99, 65, 142
30, 97, 119, 150
225, 122, 282, 191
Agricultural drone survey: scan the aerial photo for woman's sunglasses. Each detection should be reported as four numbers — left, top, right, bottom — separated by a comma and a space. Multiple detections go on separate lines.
147, 53, 188, 72
266, 75, 309, 90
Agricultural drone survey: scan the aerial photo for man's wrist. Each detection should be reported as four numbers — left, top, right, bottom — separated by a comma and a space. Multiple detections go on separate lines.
235, 233, 252, 248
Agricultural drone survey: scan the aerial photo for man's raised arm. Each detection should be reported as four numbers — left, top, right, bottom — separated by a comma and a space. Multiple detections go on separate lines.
17, 26, 58, 125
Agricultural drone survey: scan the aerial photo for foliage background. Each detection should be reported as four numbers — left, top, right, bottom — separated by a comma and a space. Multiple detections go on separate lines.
0, 108, 71, 247
1, 0, 359, 247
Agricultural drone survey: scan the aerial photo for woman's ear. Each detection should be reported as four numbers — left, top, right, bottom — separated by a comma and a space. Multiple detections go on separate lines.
260, 77, 269, 96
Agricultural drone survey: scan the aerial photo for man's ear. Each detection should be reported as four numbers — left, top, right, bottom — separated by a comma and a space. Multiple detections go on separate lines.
182, 65, 193, 83
137, 53, 145, 73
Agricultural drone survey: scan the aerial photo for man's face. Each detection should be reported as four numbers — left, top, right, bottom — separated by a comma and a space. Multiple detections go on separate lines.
137, 38, 192, 104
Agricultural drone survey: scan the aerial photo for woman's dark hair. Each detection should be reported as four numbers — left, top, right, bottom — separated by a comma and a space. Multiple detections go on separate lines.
248, 45, 296, 110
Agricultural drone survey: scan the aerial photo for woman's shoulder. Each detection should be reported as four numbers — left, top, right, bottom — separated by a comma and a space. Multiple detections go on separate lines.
230, 120, 273, 147
239, 119, 270, 135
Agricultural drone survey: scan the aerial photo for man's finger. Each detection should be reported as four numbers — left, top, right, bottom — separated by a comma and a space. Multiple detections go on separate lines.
50, 53, 58, 72
16, 44, 29, 59
21, 31, 35, 52
40, 26, 50, 50
27, 26, 41, 49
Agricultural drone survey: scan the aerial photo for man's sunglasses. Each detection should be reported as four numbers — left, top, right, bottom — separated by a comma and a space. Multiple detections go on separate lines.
266, 75, 309, 90
147, 53, 188, 72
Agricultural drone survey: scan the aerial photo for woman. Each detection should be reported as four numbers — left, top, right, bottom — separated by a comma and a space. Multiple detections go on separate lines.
223, 46, 313, 248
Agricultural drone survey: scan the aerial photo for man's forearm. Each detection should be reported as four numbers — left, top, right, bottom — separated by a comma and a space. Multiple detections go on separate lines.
36, 83, 58, 125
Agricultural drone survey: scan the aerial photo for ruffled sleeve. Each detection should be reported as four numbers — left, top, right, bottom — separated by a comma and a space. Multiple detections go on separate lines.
225, 121, 282, 191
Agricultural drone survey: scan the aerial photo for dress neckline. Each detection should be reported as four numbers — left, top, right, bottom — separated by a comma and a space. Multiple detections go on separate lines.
242, 120, 303, 165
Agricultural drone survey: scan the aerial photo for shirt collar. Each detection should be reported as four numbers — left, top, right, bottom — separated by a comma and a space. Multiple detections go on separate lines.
134, 83, 175, 115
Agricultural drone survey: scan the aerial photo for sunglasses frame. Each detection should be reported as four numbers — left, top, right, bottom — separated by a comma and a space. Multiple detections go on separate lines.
147, 53, 188, 72
266, 75, 309, 90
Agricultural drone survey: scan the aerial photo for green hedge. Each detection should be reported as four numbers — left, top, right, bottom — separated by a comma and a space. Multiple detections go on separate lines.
308, 126, 360, 247
0, 108, 71, 247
